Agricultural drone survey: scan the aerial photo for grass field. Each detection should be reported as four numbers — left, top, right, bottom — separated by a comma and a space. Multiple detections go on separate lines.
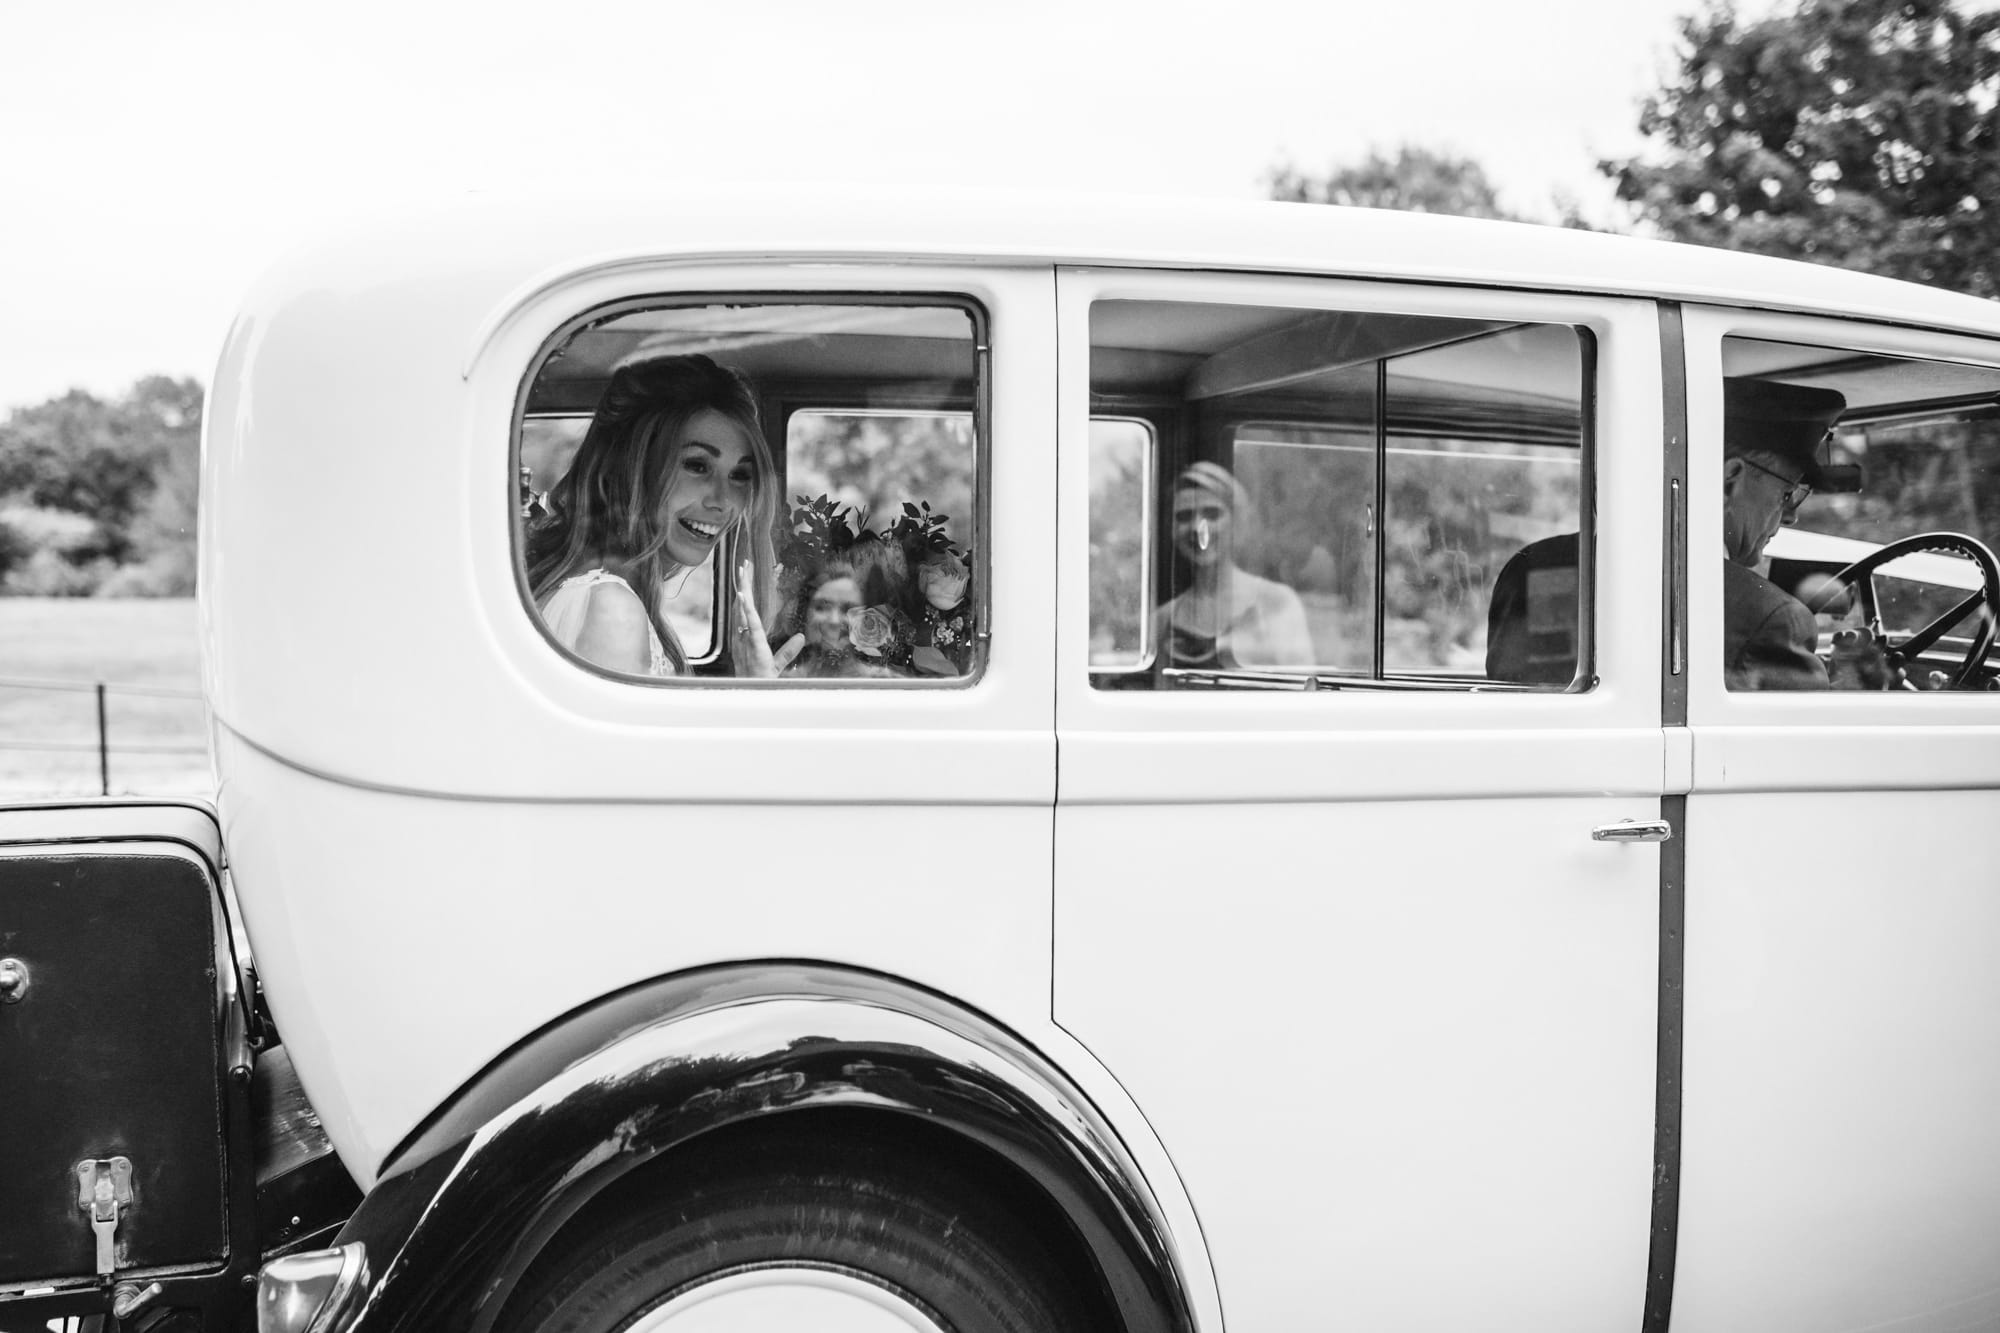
0, 597, 211, 797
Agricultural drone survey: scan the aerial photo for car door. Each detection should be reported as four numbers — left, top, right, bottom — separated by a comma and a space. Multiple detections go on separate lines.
1052, 267, 1670, 1330
1673, 307, 2000, 1331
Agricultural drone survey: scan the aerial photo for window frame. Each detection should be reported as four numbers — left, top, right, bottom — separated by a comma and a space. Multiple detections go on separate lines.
1685, 303, 2000, 732
1084, 412, 1164, 677
1083, 297, 1600, 694
511, 291, 992, 689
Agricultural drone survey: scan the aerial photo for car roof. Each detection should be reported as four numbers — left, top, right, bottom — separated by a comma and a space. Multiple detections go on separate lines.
263, 184, 2000, 349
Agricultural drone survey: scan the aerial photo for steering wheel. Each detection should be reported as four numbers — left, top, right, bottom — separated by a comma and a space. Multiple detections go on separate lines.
1804, 531, 2000, 689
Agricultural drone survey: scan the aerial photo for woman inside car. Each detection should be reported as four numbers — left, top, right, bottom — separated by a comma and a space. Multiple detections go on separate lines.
776, 555, 908, 679
1155, 460, 1314, 671
527, 353, 801, 676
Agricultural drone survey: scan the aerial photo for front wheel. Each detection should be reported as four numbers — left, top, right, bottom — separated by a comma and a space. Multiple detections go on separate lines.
498, 1126, 1102, 1333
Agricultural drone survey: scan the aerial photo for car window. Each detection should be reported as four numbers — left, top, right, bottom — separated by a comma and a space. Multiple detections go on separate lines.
1088, 299, 1593, 690
1088, 418, 1155, 668
516, 300, 983, 684
1719, 336, 2000, 692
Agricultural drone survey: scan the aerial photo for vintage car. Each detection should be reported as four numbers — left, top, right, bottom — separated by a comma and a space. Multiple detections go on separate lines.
4, 188, 2000, 1333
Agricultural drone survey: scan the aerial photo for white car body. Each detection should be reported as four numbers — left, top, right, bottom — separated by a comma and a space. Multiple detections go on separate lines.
199, 188, 2000, 1332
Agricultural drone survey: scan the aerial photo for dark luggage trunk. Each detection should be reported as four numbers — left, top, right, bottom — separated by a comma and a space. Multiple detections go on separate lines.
0, 803, 251, 1328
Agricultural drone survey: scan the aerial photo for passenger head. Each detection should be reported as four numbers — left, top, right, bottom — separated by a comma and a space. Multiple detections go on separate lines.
781, 558, 903, 677
800, 560, 862, 654
1721, 379, 1845, 566
528, 353, 778, 668
1173, 461, 1249, 569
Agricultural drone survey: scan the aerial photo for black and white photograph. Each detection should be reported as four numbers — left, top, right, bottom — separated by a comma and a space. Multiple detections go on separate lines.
5, 2, 2000, 1330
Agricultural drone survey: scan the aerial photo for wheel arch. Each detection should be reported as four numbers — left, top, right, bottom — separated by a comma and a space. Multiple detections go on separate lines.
332, 963, 1197, 1333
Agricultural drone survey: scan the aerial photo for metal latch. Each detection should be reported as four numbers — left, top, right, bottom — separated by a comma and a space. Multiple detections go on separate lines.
75, 1157, 134, 1276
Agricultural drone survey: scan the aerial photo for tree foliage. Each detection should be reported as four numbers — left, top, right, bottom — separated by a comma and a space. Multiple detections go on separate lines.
0, 377, 202, 595
785, 412, 975, 553
1604, 0, 2000, 296
1267, 145, 1526, 220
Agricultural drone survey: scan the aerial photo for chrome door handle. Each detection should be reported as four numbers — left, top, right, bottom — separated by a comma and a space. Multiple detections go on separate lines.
1592, 819, 1672, 843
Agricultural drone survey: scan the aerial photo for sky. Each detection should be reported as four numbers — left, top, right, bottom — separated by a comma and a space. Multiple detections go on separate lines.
0, 0, 1714, 414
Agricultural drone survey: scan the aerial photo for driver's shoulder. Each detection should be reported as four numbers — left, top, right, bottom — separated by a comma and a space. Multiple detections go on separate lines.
1724, 559, 1806, 619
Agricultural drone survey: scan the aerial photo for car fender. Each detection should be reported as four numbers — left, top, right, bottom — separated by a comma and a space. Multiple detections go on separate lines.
330, 963, 1198, 1333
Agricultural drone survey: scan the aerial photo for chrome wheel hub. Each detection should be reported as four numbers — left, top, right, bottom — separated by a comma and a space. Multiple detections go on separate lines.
625, 1265, 948, 1332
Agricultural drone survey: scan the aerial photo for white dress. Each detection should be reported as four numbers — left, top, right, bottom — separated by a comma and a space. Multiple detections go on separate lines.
537, 569, 674, 675
1156, 566, 1315, 669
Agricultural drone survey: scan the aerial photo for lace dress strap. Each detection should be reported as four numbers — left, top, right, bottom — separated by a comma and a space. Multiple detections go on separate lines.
538, 569, 674, 675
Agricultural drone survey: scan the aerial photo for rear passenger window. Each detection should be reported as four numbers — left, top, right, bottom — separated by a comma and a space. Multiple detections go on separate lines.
516, 300, 983, 684
1088, 300, 1592, 690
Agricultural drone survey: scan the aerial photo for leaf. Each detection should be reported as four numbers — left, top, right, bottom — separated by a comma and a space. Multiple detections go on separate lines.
912, 645, 955, 675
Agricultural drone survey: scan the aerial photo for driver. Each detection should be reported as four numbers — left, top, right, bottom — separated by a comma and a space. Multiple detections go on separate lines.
1722, 379, 1890, 690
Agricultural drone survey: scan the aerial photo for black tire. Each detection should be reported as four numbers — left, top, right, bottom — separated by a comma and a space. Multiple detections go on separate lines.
499, 1125, 1102, 1333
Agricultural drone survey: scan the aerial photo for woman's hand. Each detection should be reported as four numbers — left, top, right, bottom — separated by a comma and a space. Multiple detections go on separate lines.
732, 558, 804, 677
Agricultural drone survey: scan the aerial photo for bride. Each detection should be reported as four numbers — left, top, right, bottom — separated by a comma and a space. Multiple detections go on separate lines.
527, 353, 802, 677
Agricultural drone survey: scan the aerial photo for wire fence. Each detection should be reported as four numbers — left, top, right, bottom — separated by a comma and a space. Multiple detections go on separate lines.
0, 675, 211, 796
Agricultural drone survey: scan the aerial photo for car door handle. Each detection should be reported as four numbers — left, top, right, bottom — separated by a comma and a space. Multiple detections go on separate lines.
1591, 819, 1672, 843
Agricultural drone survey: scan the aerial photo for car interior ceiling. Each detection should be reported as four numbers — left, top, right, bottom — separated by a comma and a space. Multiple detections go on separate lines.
527, 305, 978, 414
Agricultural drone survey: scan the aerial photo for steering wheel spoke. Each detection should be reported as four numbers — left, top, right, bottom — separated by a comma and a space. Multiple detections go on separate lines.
1817, 531, 2000, 689
1896, 588, 1991, 660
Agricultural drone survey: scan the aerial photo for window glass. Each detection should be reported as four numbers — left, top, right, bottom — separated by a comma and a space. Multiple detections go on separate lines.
1719, 336, 2000, 692
1235, 412, 1376, 673
1384, 326, 1586, 676
1088, 299, 1590, 691
1089, 419, 1154, 666
787, 410, 974, 535
518, 301, 981, 683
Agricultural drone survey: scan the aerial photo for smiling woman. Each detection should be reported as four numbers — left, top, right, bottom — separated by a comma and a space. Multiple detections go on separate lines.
524, 354, 790, 677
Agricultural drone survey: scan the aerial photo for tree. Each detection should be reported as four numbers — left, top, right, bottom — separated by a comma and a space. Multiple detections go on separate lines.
1267, 145, 1527, 220
1, 391, 159, 563
101, 421, 200, 595
786, 413, 975, 550
1604, 0, 2000, 297
0, 376, 203, 594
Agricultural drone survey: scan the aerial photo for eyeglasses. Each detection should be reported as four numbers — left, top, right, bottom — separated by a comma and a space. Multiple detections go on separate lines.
1739, 456, 1814, 510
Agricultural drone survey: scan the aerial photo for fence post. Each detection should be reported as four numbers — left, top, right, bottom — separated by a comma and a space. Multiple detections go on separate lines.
96, 682, 109, 796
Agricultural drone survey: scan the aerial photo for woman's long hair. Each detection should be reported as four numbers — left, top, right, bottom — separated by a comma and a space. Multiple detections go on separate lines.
527, 353, 778, 673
